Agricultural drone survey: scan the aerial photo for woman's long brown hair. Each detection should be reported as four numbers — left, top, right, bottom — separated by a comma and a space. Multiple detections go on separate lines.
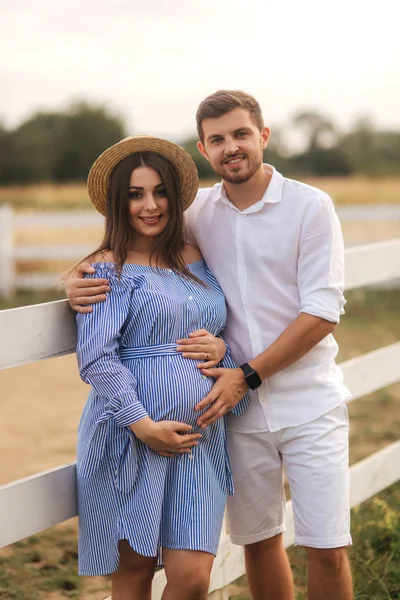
80, 152, 202, 282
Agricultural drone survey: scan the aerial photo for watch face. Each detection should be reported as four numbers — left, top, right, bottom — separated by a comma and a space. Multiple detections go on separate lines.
246, 370, 262, 390
240, 363, 262, 390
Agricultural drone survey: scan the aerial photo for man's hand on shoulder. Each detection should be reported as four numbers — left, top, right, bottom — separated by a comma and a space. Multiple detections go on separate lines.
65, 262, 110, 314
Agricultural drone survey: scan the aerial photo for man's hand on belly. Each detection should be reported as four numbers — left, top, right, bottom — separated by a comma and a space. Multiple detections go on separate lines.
195, 367, 248, 428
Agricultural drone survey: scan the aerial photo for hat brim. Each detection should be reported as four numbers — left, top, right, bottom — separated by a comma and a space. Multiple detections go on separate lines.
87, 136, 199, 216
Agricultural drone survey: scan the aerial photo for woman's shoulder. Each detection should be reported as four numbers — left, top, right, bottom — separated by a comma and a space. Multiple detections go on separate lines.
89, 250, 115, 264
182, 244, 203, 265
85, 251, 134, 284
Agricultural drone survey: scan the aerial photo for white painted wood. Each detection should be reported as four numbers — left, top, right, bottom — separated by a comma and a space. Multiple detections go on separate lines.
0, 463, 77, 547
341, 342, 400, 401
0, 204, 16, 297
345, 239, 400, 290
13, 206, 400, 230
209, 535, 233, 592
282, 499, 295, 549
6, 224, 400, 294
0, 300, 76, 371
3, 298, 400, 404
1, 442, 399, 594
15, 244, 93, 260
1, 235, 400, 599
151, 569, 167, 597
15, 211, 103, 228
0, 442, 397, 553
350, 441, 400, 507
16, 273, 63, 289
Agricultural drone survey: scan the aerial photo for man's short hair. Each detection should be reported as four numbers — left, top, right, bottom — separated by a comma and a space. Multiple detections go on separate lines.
196, 90, 264, 143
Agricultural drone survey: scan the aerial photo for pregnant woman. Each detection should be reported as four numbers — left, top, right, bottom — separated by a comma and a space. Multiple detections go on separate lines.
75, 136, 248, 600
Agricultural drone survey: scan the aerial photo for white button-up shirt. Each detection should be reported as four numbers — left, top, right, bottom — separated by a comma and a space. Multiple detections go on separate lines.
185, 166, 351, 433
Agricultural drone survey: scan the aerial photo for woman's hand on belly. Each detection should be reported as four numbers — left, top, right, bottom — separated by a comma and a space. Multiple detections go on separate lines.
129, 417, 202, 457
176, 329, 226, 368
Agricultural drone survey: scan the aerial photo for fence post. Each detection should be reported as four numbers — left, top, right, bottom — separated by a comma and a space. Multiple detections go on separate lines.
0, 204, 16, 298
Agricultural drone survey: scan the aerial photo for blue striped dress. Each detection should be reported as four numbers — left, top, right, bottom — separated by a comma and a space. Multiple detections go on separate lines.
75, 259, 249, 576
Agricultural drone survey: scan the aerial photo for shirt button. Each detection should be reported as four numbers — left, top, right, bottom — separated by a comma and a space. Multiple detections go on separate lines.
188, 295, 193, 300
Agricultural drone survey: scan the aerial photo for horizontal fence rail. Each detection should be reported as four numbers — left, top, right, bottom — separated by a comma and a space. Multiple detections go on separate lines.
1, 239, 399, 371
1, 238, 400, 598
1, 204, 400, 295
1, 442, 399, 596
0, 464, 77, 548
345, 239, 400, 288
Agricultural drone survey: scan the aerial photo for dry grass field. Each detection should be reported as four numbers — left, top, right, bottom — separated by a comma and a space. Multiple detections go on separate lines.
0, 176, 400, 212
4, 176, 399, 282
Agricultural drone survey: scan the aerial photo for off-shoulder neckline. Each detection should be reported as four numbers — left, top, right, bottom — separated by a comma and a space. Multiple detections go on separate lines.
90, 259, 205, 272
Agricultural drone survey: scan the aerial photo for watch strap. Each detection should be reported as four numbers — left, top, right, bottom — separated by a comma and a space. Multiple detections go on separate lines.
239, 362, 262, 390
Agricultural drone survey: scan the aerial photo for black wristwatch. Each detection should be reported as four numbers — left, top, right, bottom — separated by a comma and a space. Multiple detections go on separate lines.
239, 363, 262, 390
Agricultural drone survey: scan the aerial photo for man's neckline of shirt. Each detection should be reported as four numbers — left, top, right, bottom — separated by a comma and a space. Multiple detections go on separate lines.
212, 164, 284, 214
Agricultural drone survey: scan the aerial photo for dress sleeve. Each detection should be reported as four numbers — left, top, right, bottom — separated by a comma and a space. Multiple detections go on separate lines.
76, 265, 149, 428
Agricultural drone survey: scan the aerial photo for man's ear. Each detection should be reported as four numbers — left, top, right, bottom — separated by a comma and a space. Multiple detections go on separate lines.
197, 140, 210, 162
261, 127, 271, 150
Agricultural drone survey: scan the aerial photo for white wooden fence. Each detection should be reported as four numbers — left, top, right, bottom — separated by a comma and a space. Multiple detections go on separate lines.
2, 203, 400, 297
0, 239, 400, 599
0, 204, 103, 297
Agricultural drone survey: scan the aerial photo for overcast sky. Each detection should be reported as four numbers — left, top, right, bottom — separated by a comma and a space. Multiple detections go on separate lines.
1, 0, 399, 141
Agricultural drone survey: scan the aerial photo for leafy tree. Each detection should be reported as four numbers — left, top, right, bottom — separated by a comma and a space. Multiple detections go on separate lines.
0, 123, 19, 184
0, 102, 126, 184
10, 112, 65, 182
292, 110, 338, 152
341, 118, 400, 175
181, 137, 216, 180
53, 102, 125, 181
288, 111, 353, 176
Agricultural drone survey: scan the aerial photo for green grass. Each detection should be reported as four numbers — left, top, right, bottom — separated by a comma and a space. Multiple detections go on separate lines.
289, 483, 400, 600
0, 176, 400, 212
0, 289, 66, 311
0, 529, 82, 599
228, 483, 400, 600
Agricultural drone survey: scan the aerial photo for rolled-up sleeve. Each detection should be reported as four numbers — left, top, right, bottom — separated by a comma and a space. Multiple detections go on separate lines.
76, 267, 149, 427
298, 193, 346, 323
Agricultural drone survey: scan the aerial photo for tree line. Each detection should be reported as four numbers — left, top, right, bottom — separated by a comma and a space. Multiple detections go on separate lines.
0, 101, 399, 185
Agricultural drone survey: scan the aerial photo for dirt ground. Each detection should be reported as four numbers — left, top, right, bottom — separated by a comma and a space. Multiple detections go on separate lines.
0, 354, 87, 486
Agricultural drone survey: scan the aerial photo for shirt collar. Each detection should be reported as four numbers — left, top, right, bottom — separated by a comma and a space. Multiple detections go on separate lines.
213, 164, 284, 213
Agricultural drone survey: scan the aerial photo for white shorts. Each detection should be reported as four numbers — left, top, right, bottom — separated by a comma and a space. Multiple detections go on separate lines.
226, 403, 352, 549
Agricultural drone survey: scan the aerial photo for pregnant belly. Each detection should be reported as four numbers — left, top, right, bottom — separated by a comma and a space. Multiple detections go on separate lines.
129, 356, 214, 428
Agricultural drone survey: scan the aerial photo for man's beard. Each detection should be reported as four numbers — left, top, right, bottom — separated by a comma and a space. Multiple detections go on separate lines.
215, 153, 263, 185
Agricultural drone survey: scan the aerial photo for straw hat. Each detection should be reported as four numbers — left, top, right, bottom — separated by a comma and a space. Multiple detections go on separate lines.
87, 136, 199, 216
